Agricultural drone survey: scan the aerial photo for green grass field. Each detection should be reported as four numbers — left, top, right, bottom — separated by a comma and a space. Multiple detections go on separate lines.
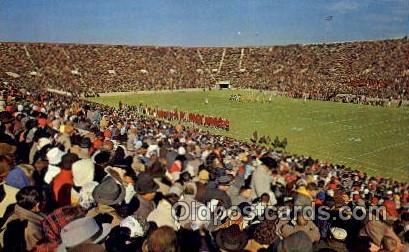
88, 90, 409, 181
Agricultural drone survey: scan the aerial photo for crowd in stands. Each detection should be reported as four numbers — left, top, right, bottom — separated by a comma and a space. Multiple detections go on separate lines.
0, 82, 408, 252
1, 38, 408, 101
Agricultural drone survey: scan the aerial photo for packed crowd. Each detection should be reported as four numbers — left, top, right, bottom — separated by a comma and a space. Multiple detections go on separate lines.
0, 82, 408, 252
1, 38, 408, 101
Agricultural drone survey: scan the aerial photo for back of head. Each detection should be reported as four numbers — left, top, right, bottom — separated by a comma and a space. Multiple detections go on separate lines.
16, 186, 44, 210
147, 226, 177, 252
269, 231, 312, 252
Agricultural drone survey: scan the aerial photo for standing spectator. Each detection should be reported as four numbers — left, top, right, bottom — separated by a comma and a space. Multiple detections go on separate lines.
87, 176, 125, 227
250, 156, 278, 205
133, 173, 158, 219
51, 153, 79, 207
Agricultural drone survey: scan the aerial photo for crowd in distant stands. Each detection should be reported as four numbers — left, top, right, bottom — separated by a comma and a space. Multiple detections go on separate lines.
1, 38, 408, 101
0, 82, 408, 252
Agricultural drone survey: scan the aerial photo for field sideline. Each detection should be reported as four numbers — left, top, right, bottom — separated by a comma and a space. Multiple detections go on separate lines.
88, 90, 409, 181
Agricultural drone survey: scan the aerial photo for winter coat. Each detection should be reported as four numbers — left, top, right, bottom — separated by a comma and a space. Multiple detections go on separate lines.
0, 205, 45, 251
250, 165, 277, 205
147, 199, 179, 230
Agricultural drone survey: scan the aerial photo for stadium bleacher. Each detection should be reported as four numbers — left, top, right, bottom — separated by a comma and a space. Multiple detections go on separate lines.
1, 38, 408, 99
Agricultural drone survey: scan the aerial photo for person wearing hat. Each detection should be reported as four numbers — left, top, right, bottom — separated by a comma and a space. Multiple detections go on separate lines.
87, 176, 125, 227
44, 147, 66, 184
71, 158, 95, 205
0, 143, 31, 190
0, 111, 16, 145
92, 150, 110, 183
133, 173, 158, 219
250, 156, 278, 205
203, 175, 232, 209
35, 205, 87, 251
293, 182, 318, 207
57, 216, 111, 252
52, 153, 79, 207
314, 227, 348, 252
194, 169, 209, 203
215, 224, 249, 252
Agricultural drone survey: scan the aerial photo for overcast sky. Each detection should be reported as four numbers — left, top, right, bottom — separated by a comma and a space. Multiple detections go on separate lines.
0, 0, 408, 46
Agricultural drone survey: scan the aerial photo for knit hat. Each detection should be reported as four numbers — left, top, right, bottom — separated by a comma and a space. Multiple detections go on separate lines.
177, 146, 186, 156
72, 159, 95, 187
198, 170, 209, 181
47, 147, 65, 165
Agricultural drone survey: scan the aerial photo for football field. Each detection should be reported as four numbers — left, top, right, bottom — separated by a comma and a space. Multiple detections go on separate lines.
88, 90, 409, 181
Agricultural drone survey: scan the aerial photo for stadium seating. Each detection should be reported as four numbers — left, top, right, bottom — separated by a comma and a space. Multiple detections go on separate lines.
1, 38, 408, 99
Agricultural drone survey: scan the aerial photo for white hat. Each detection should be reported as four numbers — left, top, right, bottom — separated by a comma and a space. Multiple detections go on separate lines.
37, 137, 51, 150
146, 144, 159, 158
330, 227, 347, 241
327, 189, 335, 197
78, 181, 99, 209
17, 104, 24, 112
60, 216, 111, 248
177, 146, 186, 156
72, 159, 95, 187
120, 216, 144, 237
46, 147, 65, 165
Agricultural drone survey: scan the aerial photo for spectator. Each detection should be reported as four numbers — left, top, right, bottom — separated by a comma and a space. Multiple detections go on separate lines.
0, 186, 46, 251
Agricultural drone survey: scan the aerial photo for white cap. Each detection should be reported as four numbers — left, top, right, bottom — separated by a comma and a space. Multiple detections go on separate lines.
327, 189, 335, 197
177, 146, 186, 156
46, 147, 65, 165
72, 159, 95, 187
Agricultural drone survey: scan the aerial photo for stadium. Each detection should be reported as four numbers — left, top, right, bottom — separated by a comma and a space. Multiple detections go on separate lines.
0, 1, 409, 252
